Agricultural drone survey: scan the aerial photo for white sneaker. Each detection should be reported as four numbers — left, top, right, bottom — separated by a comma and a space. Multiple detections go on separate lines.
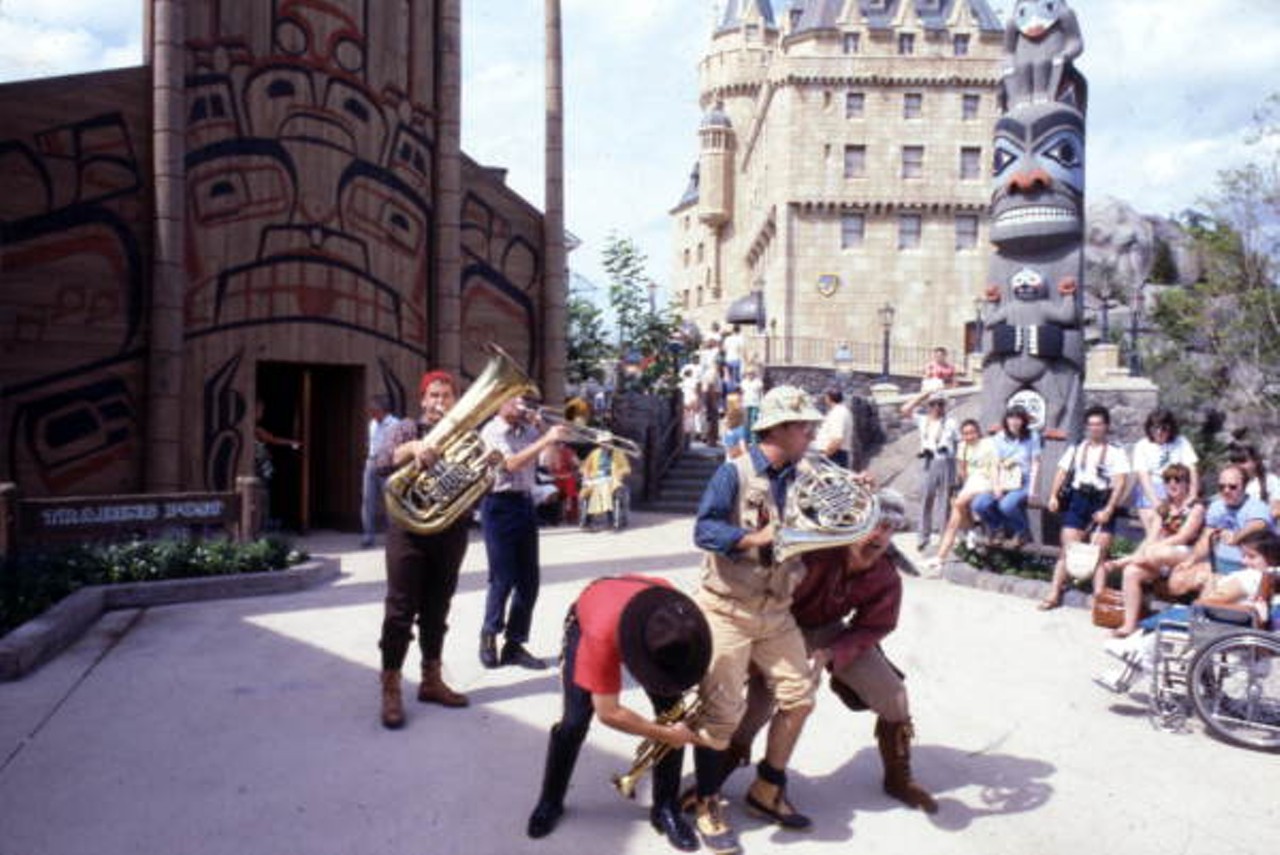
964, 530, 980, 550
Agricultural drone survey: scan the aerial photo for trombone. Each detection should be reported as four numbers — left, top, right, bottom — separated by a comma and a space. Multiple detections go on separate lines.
516, 404, 643, 459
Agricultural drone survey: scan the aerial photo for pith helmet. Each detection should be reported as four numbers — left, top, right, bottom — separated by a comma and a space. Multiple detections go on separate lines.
752, 385, 823, 434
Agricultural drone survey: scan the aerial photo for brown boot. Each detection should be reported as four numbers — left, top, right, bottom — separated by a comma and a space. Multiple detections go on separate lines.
875, 717, 937, 813
380, 670, 405, 729
418, 660, 468, 708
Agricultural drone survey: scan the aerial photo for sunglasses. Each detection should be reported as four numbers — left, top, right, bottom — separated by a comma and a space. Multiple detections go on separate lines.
1220, 483, 1244, 491
1163, 476, 1188, 484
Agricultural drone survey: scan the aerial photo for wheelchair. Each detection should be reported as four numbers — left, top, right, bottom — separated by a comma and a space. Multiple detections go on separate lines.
1140, 606, 1280, 751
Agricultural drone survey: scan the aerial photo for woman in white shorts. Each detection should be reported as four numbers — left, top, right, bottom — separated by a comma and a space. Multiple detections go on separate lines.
1101, 463, 1205, 637
926, 419, 995, 572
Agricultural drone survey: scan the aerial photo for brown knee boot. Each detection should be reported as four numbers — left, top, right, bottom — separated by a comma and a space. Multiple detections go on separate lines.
418, 660, 468, 708
875, 717, 937, 814
380, 670, 405, 729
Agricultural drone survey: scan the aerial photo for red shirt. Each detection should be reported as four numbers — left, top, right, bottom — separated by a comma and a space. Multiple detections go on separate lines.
573, 575, 674, 694
790, 550, 901, 671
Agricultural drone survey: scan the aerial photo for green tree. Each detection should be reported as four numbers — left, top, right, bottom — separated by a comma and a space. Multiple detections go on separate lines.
601, 233, 683, 393
566, 273, 611, 385
1142, 99, 1280, 457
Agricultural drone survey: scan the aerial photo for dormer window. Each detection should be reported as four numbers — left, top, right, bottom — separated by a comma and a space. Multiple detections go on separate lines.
842, 32, 861, 54
898, 33, 915, 55
744, 23, 759, 39
954, 34, 970, 56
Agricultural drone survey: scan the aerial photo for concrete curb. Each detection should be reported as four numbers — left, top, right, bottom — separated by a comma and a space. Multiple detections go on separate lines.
939, 560, 1090, 609
0, 556, 340, 682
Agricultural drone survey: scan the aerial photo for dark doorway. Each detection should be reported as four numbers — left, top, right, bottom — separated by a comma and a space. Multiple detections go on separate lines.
256, 362, 363, 532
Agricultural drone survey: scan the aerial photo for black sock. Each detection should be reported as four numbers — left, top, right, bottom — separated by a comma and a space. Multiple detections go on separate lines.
694, 747, 724, 797
756, 759, 787, 787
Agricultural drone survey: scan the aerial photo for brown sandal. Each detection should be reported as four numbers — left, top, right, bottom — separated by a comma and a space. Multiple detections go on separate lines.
1036, 596, 1062, 611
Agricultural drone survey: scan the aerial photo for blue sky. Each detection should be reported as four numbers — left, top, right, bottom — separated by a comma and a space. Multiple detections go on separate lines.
2, 0, 1276, 306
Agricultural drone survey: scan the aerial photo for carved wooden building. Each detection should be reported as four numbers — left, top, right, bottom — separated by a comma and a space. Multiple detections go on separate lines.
0, 0, 556, 530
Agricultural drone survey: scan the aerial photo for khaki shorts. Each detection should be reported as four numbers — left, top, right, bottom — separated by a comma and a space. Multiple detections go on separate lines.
695, 597, 816, 748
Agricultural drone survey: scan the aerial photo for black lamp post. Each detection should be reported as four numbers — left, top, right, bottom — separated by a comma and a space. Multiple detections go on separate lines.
877, 302, 896, 381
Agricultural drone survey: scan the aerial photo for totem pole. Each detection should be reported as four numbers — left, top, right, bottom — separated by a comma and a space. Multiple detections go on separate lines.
981, 0, 1088, 444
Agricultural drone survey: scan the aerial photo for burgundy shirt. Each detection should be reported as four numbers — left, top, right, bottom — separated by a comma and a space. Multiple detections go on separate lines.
790, 550, 901, 671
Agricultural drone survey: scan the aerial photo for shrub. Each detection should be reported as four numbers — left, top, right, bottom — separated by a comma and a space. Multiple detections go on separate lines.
0, 537, 306, 638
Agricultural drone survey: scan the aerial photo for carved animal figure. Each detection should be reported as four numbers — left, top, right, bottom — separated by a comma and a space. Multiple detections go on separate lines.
1001, 0, 1084, 108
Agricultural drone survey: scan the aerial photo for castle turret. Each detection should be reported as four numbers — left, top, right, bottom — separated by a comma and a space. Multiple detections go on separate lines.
698, 104, 735, 227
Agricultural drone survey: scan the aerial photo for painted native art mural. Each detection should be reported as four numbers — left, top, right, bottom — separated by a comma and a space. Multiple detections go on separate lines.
0, 78, 152, 495
981, 0, 1088, 439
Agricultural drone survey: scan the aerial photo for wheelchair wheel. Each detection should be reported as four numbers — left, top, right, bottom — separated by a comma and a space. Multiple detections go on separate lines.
1188, 631, 1280, 751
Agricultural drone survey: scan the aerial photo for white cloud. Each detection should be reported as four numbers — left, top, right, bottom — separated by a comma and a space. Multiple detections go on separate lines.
0, 2, 142, 82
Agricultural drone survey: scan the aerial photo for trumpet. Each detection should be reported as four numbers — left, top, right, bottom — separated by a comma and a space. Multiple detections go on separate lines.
611, 692, 704, 799
517, 404, 643, 459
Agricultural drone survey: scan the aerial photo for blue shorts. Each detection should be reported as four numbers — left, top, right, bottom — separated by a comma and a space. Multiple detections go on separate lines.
1062, 489, 1117, 534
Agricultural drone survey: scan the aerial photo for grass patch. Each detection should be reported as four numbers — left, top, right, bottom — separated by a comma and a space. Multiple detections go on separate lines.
0, 537, 307, 638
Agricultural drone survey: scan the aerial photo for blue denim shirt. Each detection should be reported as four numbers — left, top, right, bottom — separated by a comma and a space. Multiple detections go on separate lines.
694, 445, 795, 557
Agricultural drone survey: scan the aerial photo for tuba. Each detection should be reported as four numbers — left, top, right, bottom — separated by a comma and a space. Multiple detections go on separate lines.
773, 455, 882, 564
384, 344, 538, 535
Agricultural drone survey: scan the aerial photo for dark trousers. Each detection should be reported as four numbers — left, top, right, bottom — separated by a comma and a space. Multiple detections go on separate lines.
545, 614, 684, 807
481, 492, 539, 643
379, 520, 469, 671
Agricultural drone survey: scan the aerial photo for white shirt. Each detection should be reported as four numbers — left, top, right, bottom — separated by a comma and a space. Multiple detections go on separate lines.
1246, 473, 1280, 503
1058, 440, 1131, 490
1131, 435, 1198, 480
740, 376, 763, 407
367, 413, 399, 460
913, 413, 958, 456
816, 404, 854, 454
722, 332, 743, 363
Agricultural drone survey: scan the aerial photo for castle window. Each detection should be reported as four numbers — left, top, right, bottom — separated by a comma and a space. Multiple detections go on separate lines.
962, 93, 981, 120
960, 147, 982, 180
901, 146, 924, 179
697, 243, 705, 263
955, 215, 979, 250
684, 248, 691, 267
744, 24, 759, 40
903, 93, 923, 119
841, 213, 866, 249
898, 214, 922, 250
846, 92, 865, 118
843, 145, 867, 179
898, 33, 915, 55
842, 32, 861, 54
953, 34, 970, 56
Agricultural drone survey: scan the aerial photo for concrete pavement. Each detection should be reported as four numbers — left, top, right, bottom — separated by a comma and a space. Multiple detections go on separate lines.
1, 512, 1276, 855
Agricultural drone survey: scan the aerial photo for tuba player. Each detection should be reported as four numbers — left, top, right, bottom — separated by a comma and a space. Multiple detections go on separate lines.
371, 370, 472, 729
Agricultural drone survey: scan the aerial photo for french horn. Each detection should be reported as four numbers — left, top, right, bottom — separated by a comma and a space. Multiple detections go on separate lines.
773, 455, 882, 564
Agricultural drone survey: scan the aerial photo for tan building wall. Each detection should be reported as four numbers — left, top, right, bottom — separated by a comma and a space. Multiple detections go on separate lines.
673, 0, 1002, 370
0, 0, 549, 522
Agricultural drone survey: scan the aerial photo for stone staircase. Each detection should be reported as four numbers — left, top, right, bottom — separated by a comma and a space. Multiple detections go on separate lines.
641, 443, 725, 514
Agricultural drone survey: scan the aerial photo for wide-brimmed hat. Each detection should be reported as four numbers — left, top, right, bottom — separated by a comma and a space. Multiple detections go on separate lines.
619, 587, 712, 696
876, 489, 909, 531
752, 385, 824, 433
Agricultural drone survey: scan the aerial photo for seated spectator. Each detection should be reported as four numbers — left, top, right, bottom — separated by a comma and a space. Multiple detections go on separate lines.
1041, 405, 1131, 610
1228, 443, 1280, 521
1162, 464, 1274, 598
579, 446, 631, 531
971, 405, 1041, 550
722, 400, 749, 460
1096, 529, 1280, 693
1129, 409, 1200, 541
1100, 463, 1205, 637
927, 419, 997, 573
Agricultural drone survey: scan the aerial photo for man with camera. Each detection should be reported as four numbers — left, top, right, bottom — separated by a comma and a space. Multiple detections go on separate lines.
1042, 405, 1131, 609
899, 389, 958, 552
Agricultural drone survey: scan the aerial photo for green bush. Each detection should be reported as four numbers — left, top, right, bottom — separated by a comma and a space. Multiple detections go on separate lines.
0, 537, 306, 638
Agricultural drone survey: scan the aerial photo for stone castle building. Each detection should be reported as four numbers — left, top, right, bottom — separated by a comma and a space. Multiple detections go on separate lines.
671, 0, 1004, 372
0, 0, 558, 530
